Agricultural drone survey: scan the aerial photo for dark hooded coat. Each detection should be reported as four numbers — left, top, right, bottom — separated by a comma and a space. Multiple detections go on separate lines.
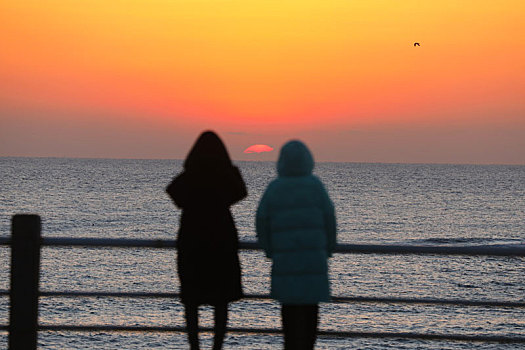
256, 140, 336, 304
166, 131, 247, 305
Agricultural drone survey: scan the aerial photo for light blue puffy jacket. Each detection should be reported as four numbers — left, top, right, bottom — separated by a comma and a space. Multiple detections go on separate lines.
256, 140, 337, 304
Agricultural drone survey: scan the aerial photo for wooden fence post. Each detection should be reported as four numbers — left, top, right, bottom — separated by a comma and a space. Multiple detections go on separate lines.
9, 214, 41, 350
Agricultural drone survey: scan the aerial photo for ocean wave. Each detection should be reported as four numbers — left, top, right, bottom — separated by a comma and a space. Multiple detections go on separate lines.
408, 237, 524, 245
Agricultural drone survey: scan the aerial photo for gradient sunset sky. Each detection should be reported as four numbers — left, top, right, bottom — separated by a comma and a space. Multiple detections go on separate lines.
1, 1, 524, 163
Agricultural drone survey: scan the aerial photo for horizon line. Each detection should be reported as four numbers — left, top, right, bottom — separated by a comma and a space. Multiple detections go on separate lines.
1, 155, 523, 167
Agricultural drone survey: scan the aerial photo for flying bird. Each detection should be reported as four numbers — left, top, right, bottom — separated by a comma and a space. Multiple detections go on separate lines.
414, 42, 420, 46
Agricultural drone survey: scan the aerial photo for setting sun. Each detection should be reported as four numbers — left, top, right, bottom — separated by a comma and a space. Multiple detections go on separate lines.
244, 145, 274, 154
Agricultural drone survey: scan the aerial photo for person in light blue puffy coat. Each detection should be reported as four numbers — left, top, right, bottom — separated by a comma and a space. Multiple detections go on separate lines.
256, 140, 336, 349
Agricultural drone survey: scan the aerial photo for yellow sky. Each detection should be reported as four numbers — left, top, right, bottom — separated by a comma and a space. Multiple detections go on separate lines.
1, 1, 524, 162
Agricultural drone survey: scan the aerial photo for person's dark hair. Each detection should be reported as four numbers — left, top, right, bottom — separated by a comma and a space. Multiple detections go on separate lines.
184, 131, 232, 170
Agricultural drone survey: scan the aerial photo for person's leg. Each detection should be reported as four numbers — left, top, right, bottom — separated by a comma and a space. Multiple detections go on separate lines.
213, 302, 228, 350
282, 304, 302, 349
281, 304, 291, 349
282, 304, 319, 350
184, 303, 200, 350
303, 304, 319, 350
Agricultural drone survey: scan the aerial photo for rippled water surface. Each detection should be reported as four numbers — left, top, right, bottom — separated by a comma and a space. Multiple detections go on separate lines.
1, 158, 524, 349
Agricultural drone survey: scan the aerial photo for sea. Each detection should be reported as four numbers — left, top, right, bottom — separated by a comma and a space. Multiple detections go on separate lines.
0, 157, 524, 349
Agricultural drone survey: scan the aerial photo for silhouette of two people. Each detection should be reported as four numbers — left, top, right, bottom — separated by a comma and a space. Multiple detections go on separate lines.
167, 131, 336, 349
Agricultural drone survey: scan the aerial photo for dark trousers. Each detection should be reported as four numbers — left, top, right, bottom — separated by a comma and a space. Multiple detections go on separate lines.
281, 304, 319, 350
185, 303, 228, 350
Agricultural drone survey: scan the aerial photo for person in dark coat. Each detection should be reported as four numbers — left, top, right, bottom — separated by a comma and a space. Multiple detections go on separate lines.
256, 140, 336, 349
166, 131, 247, 350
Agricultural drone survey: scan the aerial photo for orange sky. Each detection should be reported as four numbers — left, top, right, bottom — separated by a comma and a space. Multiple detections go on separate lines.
1, 1, 524, 163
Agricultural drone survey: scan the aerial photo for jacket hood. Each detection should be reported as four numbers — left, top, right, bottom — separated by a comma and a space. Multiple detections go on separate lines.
184, 130, 232, 171
277, 140, 314, 177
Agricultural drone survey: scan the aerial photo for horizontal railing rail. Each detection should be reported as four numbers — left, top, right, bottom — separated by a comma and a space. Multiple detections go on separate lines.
3, 324, 523, 344
2, 215, 525, 348
2, 236, 525, 256
25, 326, 525, 344
1, 290, 524, 308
